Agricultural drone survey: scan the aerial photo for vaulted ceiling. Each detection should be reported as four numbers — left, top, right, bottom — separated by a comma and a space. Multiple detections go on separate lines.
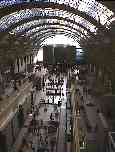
0, 0, 115, 66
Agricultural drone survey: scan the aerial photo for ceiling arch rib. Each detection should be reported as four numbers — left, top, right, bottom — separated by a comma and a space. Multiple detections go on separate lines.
34, 34, 60, 48
22, 24, 89, 40
30, 28, 82, 45
28, 26, 86, 39
0, 16, 94, 44
39, 33, 81, 47
32, 31, 80, 44
35, 34, 56, 46
11, 19, 90, 37
31, 31, 80, 44
33, 32, 80, 48
0, 16, 94, 40
30, 30, 82, 44
41, 34, 81, 47
0, 8, 97, 34
28, 30, 87, 48
0, 0, 113, 27
6, 15, 94, 37
0, 2, 102, 29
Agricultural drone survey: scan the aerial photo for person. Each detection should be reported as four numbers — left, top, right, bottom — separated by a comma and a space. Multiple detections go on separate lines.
97, 108, 100, 113
50, 113, 53, 120
56, 83, 58, 89
55, 109, 59, 119
36, 84, 38, 91
44, 136, 49, 151
41, 119, 43, 127
55, 89, 57, 95
18, 105, 24, 128
44, 106, 47, 112
32, 114, 37, 133
42, 76, 45, 91
40, 134, 43, 145
80, 96, 84, 103
47, 98, 49, 103
31, 90, 34, 103
58, 100, 61, 107
83, 86, 85, 94
13, 81, 18, 91
18, 79, 21, 86
36, 107, 39, 116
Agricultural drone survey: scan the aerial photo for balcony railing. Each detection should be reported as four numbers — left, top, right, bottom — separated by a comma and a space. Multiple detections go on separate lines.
108, 131, 115, 151
0, 80, 32, 130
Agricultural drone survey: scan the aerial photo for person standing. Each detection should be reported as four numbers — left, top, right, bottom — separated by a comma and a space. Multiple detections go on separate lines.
42, 75, 45, 91
18, 105, 24, 128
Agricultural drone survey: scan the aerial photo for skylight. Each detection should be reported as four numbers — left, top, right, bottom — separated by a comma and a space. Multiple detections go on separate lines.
0, 8, 96, 33
0, 0, 114, 27
41, 34, 81, 47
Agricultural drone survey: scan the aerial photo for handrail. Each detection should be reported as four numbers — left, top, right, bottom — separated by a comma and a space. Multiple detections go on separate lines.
108, 131, 115, 151
55, 107, 61, 151
0, 81, 32, 130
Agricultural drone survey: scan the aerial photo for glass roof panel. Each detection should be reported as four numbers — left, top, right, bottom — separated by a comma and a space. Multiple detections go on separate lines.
0, 8, 96, 33
32, 31, 81, 44
35, 33, 81, 46
24, 25, 86, 39
0, 0, 114, 27
11, 19, 89, 36
41, 34, 81, 47
29, 27, 85, 41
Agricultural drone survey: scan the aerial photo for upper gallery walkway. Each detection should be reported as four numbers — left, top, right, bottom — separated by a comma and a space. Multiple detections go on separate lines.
73, 70, 111, 151
0, 78, 32, 131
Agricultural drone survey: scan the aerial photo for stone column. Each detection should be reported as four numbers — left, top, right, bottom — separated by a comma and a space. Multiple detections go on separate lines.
24, 56, 27, 73
17, 58, 20, 73
20, 57, 24, 72
89, 64, 92, 73
29, 55, 31, 64
111, 72, 115, 94
94, 64, 96, 73
31, 55, 33, 64
27, 55, 29, 64
0, 71, 4, 99
30, 55, 31, 64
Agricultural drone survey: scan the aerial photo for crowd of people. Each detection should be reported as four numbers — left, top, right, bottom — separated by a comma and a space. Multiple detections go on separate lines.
20, 103, 60, 151
19, 64, 67, 152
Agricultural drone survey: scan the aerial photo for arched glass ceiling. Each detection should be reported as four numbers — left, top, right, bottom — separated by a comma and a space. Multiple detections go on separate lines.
35, 34, 56, 45
0, 8, 97, 33
30, 31, 83, 44
39, 34, 80, 45
23, 24, 89, 39
0, 0, 114, 26
30, 28, 83, 43
28, 26, 86, 39
33, 33, 81, 47
33, 33, 81, 49
42, 35, 80, 47
11, 19, 90, 36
